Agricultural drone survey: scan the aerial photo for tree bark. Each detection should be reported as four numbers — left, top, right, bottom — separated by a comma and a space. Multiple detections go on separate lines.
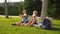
5, 0, 9, 18
41, 0, 48, 23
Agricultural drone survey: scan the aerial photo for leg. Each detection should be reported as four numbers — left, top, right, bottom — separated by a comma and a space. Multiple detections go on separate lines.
24, 21, 32, 26
12, 22, 21, 26
20, 22, 26, 26
30, 20, 36, 26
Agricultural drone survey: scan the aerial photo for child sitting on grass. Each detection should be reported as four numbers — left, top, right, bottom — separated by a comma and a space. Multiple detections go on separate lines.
41, 16, 53, 30
24, 10, 39, 26
12, 10, 29, 26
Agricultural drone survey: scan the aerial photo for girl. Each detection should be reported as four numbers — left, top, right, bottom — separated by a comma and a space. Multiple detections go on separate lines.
24, 10, 38, 26
12, 10, 29, 26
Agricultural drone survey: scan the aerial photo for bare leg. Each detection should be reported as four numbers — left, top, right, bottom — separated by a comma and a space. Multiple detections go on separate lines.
15, 22, 21, 25
30, 20, 36, 26
20, 22, 26, 26
24, 21, 32, 26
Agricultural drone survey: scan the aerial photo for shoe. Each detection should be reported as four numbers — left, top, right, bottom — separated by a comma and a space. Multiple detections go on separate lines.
12, 23, 17, 26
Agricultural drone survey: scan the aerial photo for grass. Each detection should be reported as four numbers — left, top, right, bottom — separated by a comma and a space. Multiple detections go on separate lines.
0, 16, 60, 34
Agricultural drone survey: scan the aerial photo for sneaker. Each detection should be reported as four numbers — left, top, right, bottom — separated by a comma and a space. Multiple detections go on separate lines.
12, 23, 17, 26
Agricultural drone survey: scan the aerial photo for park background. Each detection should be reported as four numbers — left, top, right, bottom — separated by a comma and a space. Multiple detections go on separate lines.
0, 0, 60, 34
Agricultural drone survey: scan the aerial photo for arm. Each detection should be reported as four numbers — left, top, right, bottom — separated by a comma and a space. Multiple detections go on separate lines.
30, 16, 36, 25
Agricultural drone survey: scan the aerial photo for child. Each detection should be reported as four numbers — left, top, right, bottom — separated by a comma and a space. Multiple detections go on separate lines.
21, 10, 29, 23
41, 16, 53, 30
24, 10, 38, 26
12, 10, 29, 26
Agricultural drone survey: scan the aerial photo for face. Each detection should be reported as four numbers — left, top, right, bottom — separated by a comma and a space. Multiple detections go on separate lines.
33, 11, 37, 15
33, 11, 38, 17
46, 16, 49, 19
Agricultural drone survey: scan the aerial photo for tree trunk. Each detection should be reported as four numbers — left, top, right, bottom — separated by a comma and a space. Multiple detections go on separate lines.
5, 0, 9, 18
41, 0, 48, 23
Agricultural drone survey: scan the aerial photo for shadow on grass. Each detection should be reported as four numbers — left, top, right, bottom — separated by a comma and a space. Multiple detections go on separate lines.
51, 24, 60, 31
54, 24, 60, 26
51, 28, 60, 31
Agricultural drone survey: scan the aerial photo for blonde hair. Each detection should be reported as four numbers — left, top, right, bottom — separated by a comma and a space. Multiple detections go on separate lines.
22, 10, 27, 14
33, 10, 38, 15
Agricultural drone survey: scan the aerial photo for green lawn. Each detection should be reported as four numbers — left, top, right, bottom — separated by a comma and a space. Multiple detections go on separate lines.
0, 16, 60, 34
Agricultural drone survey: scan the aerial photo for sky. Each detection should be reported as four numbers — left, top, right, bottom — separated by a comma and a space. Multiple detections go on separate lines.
0, 0, 24, 3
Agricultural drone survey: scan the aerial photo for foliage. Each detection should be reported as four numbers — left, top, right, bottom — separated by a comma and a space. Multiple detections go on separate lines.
48, 0, 60, 19
0, 7, 5, 15
0, 0, 60, 19
23, 0, 42, 16
48, 0, 56, 17
8, 6, 19, 16
0, 2, 23, 16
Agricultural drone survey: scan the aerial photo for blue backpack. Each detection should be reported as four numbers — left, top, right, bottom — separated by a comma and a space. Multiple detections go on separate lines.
42, 18, 51, 29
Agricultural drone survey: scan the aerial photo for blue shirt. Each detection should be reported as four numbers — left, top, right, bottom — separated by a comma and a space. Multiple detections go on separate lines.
23, 17, 29, 22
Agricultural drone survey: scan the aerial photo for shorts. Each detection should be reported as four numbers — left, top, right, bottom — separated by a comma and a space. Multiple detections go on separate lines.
21, 21, 29, 23
34, 22, 38, 25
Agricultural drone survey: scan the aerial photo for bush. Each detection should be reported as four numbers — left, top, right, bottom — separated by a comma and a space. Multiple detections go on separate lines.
8, 6, 19, 16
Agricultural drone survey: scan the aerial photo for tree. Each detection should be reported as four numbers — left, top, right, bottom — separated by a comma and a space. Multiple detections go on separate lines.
5, 0, 9, 18
41, 0, 48, 23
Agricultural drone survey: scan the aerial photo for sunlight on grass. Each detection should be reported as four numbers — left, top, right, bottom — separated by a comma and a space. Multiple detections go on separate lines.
0, 16, 60, 34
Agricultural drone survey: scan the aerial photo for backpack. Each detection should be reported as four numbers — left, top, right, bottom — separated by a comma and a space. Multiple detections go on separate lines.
42, 18, 51, 30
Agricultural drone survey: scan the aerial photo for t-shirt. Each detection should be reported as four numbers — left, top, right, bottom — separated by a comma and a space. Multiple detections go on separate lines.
32, 16, 38, 24
22, 14, 29, 22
